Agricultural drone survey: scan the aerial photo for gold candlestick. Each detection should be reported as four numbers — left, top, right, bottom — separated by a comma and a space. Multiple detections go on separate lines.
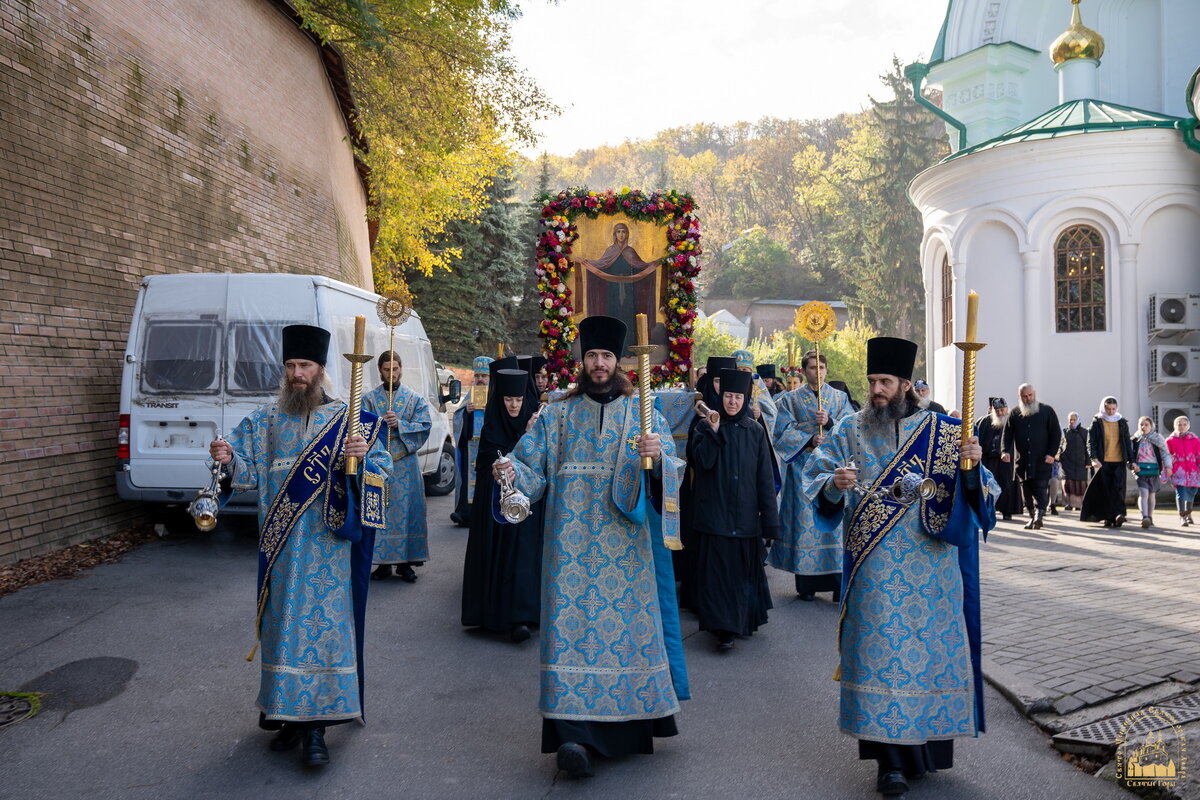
629, 313, 657, 471
955, 290, 986, 471
343, 315, 372, 475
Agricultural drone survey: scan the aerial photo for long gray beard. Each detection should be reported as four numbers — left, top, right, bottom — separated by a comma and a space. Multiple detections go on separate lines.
990, 411, 1005, 426
278, 376, 326, 416
863, 392, 910, 428
1018, 400, 1040, 417
917, 396, 931, 409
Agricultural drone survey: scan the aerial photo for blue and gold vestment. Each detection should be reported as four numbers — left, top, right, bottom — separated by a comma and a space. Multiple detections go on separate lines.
363, 383, 432, 565
508, 393, 690, 722
803, 409, 997, 745
227, 400, 390, 723
768, 383, 853, 576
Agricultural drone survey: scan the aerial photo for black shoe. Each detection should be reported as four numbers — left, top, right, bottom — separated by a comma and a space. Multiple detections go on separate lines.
716, 632, 734, 652
876, 768, 909, 797
1115, 514, 1126, 528
398, 564, 418, 583
556, 742, 594, 778
1103, 519, 1113, 528
1023, 519, 1035, 530
371, 564, 393, 581
510, 624, 531, 643
450, 512, 468, 527
1032, 514, 1043, 530
301, 727, 329, 767
269, 723, 303, 752
832, 588, 842, 603
1050, 507, 1059, 516
798, 592, 816, 601
1002, 513, 1013, 521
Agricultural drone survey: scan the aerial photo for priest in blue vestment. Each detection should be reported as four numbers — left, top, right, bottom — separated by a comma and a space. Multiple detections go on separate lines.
494, 315, 690, 780
210, 324, 390, 769
363, 350, 432, 582
803, 337, 997, 798
768, 348, 854, 600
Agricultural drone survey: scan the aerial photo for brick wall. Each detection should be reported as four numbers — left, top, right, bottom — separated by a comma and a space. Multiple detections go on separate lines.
0, 0, 372, 562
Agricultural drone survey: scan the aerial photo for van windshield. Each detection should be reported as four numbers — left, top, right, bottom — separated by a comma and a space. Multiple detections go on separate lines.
228, 322, 294, 395
141, 320, 220, 394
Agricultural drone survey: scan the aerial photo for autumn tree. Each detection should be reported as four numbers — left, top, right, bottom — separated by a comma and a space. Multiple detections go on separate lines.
290, 0, 555, 286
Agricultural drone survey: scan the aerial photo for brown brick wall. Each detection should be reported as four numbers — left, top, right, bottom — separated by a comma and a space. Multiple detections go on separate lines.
0, 0, 372, 562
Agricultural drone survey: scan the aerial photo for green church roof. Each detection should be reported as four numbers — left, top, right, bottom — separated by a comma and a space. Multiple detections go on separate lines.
929, 0, 953, 65
944, 99, 1186, 161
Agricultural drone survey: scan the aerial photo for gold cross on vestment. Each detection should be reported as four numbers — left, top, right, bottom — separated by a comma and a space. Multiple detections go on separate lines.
626, 434, 641, 454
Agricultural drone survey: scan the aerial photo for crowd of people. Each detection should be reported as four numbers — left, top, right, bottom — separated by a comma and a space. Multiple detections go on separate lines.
971, 388, 1200, 531
206, 317, 1016, 798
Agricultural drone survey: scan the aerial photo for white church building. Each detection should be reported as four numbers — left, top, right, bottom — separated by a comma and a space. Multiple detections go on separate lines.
909, 0, 1200, 430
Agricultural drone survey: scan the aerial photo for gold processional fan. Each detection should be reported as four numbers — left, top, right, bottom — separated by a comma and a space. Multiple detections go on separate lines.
376, 282, 415, 451
794, 301, 838, 411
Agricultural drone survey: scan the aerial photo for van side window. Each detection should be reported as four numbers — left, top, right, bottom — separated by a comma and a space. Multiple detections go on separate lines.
228, 323, 290, 395
141, 321, 220, 394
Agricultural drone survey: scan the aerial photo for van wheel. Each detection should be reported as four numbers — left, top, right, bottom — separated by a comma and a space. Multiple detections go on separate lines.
424, 441, 457, 496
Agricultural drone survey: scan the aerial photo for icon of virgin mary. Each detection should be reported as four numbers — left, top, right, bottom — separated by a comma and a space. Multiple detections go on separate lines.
578, 222, 663, 331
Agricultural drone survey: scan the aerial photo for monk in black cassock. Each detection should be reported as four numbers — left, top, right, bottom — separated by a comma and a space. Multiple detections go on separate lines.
461, 366, 543, 642
687, 368, 779, 651
676, 355, 738, 609
974, 397, 1021, 521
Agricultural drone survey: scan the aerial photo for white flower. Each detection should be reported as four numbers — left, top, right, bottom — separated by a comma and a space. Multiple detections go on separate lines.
543, 298, 553, 308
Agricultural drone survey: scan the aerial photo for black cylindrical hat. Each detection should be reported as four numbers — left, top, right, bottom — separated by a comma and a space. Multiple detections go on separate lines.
531, 355, 547, 374
719, 368, 753, 396
494, 369, 529, 398
706, 356, 736, 374
866, 337, 918, 381
578, 316, 627, 357
756, 363, 777, 380
282, 324, 331, 366
515, 354, 532, 374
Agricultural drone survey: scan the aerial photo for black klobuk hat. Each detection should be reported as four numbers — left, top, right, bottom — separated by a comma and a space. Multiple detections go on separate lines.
494, 369, 529, 398
578, 316, 627, 358
719, 368, 753, 396
866, 337, 918, 381
282, 324, 331, 366
756, 364, 777, 381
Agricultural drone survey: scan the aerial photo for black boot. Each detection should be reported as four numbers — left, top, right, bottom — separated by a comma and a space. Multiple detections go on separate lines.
716, 631, 734, 652
510, 624, 531, 643
1032, 511, 1044, 530
301, 727, 329, 767
371, 564, 393, 581
556, 742, 594, 778
876, 765, 909, 797
398, 563, 419, 583
269, 723, 303, 751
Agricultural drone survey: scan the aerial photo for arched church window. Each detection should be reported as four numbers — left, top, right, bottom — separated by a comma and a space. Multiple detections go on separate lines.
1054, 226, 1106, 333
940, 256, 953, 347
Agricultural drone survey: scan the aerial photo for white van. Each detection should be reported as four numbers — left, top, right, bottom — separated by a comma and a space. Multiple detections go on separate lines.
116, 273, 461, 515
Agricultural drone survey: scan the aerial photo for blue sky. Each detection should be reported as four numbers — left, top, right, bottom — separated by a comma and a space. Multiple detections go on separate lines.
510, 0, 951, 155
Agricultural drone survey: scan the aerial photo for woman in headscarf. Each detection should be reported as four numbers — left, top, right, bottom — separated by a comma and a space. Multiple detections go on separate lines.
686, 369, 779, 652
1080, 397, 1136, 528
461, 367, 543, 642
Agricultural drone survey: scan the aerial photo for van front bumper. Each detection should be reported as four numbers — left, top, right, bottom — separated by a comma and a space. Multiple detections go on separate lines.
115, 470, 259, 514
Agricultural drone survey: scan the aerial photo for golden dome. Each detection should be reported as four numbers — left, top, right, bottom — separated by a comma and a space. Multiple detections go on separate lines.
1050, 0, 1105, 64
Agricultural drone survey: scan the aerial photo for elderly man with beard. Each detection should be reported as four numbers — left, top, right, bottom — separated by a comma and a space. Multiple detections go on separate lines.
802, 336, 997, 798
363, 351, 432, 582
494, 316, 689, 779
974, 398, 1021, 521
1000, 384, 1062, 530
209, 325, 390, 768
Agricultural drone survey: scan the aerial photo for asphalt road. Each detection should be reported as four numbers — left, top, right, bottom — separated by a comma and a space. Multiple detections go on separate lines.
0, 494, 1130, 799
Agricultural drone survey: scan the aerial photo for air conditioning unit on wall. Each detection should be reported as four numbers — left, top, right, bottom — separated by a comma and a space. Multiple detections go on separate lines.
1148, 293, 1199, 334
1153, 403, 1200, 433
1149, 346, 1200, 385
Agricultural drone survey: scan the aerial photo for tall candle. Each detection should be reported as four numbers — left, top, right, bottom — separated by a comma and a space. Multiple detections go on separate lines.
636, 313, 649, 345
965, 291, 979, 342
353, 315, 366, 352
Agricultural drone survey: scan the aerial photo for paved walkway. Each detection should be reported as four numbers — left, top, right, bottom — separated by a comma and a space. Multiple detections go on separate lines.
0, 494, 1128, 799
980, 508, 1200, 716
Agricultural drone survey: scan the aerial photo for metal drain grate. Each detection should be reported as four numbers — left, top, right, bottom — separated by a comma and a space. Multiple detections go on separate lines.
1159, 693, 1200, 711
1054, 706, 1200, 748
0, 695, 36, 729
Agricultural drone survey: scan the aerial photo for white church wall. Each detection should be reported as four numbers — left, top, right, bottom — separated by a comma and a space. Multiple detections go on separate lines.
957, 221, 1024, 413
1098, 0, 1163, 114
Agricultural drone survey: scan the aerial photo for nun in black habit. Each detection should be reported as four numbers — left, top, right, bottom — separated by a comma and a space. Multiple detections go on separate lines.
686, 369, 780, 651
460, 367, 543, 642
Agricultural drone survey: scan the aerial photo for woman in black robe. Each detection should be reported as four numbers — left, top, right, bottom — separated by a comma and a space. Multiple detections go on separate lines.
686, 369, 780, 651
461, 367, 543, 642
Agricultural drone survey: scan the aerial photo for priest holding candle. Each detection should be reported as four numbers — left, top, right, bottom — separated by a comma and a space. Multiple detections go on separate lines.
209, 320, 390, 769
800, 301, 999, 797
